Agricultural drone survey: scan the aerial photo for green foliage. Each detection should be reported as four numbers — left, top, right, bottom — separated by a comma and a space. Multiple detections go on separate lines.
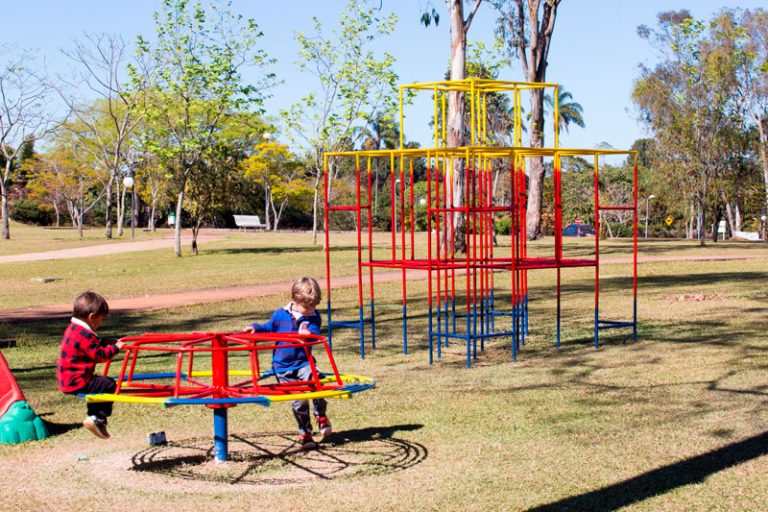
494, 216, 511, 236
281, 0, 400, 153
279, 0, 402, 238
633, 9, 755, 243
9, 199, 51, 226
134, 0, 275, 252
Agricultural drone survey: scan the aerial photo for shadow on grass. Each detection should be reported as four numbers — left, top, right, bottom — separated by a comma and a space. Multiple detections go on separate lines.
528, 430, 768, 512
36, 413, 81, 437
129, 423, 427, 486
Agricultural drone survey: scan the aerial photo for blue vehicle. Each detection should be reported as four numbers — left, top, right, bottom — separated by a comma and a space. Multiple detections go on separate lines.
562, 223, 595, 237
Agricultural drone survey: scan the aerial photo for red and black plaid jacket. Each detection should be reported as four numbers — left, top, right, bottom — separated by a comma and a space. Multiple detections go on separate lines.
56, 321, 120, 393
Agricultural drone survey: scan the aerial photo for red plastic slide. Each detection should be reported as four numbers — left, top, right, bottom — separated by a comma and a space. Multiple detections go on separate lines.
0, 351, 25, 417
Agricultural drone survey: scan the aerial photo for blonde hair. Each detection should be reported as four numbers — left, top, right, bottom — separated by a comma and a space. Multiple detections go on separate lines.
291, 276, 321, 307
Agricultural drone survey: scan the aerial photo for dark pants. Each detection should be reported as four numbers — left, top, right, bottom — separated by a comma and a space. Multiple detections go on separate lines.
71, 375, 117, 421
275, 365, 328, 435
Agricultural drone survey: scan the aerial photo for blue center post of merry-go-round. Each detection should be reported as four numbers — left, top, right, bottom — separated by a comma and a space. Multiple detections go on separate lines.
211, 335, 229, 462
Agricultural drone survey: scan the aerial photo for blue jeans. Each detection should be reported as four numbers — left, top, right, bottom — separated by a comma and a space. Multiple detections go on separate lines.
275, 364, 327, 435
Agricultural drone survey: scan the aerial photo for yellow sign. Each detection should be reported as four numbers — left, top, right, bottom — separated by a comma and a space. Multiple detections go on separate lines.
665, 216, 673, 226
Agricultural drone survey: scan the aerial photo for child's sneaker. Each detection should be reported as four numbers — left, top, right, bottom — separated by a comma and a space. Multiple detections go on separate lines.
299, 433, 317, 450
83, 416, 110, 439
317, 416, 333, 437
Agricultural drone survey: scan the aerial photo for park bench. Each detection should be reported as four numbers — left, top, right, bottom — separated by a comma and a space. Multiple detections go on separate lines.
233, 214, 267, 231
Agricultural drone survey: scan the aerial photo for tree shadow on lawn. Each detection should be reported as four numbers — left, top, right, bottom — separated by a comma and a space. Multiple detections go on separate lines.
553, 271, 768, 299
129, 423, 427, 486
527, 429, 768, 512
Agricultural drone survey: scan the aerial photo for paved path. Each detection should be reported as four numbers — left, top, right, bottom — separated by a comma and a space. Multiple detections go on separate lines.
0, 230, 225, 264
1, 238, 766, 323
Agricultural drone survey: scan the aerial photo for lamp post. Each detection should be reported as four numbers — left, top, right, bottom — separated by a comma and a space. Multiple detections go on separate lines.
644, 194, 655, 239
394, 179, 401, 233
122, 175, 135, 241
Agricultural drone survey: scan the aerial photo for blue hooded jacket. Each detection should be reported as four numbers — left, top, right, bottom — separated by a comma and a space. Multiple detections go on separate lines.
250, 303, 322, 371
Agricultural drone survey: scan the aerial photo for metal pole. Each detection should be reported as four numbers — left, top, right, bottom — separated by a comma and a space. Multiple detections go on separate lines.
644, 197, 649, 239
394, 179, 400, 233
644, 195, 655, 239
213, 408, 228, 462
131, 184, 135, 241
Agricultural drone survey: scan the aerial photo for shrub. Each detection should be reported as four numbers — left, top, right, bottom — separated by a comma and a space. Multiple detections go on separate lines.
495, 217, 512, 236
10, 199, 51, 225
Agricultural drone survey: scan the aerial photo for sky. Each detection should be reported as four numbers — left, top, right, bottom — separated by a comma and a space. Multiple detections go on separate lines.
1, 0, 765, 153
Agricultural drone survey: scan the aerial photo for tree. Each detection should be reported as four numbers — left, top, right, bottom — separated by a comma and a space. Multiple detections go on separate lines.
0, 47, 60, 240
243, 140, 310, 231
59, 33, 146, 240
733, 8, 768, 239
544, 87, 585, 134
422, 0, 484, 253
494, 0, 563, 239
281, 0, 400, 244
633, 10, 744, 245
356, 111, 400, 215
136, 0, 274, 256
26, 138, 107, 237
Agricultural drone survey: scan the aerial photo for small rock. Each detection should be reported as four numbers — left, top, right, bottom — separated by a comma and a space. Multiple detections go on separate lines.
30, 277, 59, 283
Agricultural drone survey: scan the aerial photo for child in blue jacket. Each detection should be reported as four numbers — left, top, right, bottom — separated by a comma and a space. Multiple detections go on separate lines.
244, 276, 331, 449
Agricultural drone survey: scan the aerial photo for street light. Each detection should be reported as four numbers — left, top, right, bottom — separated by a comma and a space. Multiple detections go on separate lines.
122, 175, 135, 241
417, 197, 427, 231
644, 194, 655, 239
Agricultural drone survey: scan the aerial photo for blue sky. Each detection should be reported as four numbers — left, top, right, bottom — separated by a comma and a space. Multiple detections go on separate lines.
2, 1, 765, 152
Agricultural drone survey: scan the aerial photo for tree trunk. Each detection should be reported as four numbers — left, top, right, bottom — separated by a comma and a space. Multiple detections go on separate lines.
447, 0, 467, 254
264, 181, 271, 230
759, 133, 768, 241
700, 175, 708, 246
311, 162, 321, 246
118, 180, 126, 237
191, 220, 200, 256
526, 89, 546, 239
724, 194, 735, 236
274, 198, 287, 231
174, 180, 186, 257
505, 0, 562, 240
104, 175, 114, 239
149, 191, 159, 232
0, 171, 9, 240
688, 200, 695, 239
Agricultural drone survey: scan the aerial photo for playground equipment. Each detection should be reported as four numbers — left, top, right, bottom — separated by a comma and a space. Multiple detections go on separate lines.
84, 331, 374, 461
323, 79, 638, 366
0, 351, 48, 444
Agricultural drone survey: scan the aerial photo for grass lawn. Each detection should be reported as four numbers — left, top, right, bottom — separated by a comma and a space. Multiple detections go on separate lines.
0, 221, 170, 257
0, 227, 766, 511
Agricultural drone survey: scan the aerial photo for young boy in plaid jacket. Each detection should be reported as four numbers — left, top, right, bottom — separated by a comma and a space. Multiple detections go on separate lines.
57, 291, 125, 439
